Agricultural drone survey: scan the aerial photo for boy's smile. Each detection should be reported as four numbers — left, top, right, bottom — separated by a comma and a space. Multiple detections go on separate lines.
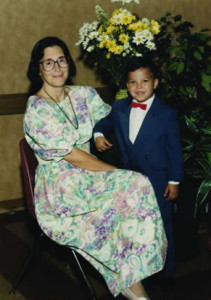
127, 67, 159, 103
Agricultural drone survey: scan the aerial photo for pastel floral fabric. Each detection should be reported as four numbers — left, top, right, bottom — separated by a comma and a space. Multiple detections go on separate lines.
23, 85, 167, 296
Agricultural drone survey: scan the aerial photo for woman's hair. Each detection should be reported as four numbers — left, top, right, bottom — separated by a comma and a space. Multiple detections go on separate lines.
27, 36, 76, 95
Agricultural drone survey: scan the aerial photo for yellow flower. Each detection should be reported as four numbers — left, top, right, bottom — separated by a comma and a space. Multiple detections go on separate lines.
122, 13, 135, 25
112, 8, 122, 15
106, 25, 117, 34
77, 2, 160, 89
128, 20, 147, 31
98, 25, 104, 34
119, 33, 129, 44
99, 34, 108, 48
150, 20, 160, 34
106, 40, 117, 52
114, 45, 124, 54
99, 40, 106, 48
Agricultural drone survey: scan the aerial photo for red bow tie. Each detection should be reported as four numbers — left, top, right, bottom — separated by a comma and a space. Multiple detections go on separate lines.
131, 102, 147, 110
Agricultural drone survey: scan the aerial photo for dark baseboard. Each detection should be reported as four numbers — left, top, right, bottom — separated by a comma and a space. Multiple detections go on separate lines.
0, 198, 25, 213
0, 87, 115, 116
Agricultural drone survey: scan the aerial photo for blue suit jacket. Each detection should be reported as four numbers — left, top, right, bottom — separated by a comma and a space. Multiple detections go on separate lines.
94, 95, 184, 276
93, 95, 184, 199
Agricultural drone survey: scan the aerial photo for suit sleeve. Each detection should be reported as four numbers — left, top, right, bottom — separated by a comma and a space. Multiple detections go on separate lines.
93, 107, 114, 138
166, 109, 184, 182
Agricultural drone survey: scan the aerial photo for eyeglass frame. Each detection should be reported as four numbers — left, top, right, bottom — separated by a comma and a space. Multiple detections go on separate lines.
39, 56, 69, 72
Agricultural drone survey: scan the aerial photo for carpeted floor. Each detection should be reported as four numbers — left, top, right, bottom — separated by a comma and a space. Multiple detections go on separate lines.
0, 209, 210, 300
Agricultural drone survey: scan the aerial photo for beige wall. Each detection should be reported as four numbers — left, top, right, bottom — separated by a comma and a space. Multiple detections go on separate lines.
0, 0, 210, 204
0, 0, 210, 94
0, 114, 24, 201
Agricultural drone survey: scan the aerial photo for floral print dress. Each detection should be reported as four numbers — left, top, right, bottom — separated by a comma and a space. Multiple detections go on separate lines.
23, 85, 167, 297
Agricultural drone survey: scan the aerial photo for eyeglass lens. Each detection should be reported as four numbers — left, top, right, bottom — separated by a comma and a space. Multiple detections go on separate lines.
41, 57, 68, 71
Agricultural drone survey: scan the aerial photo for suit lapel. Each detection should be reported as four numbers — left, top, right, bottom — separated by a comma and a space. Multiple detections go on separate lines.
117, 98, 132, 146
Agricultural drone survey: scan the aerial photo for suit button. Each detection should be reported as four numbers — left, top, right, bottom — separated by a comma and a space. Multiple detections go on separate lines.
145, 155, 150, 159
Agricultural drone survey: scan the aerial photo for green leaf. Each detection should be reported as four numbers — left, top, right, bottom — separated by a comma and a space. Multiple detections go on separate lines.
174, 14, 182, 22
202, 73, 211, 92
198, 46, 205, 53
193, 51, 202, 60
195, 180, 211, 216
168, 62, 179, 71
177, 62, 185, 74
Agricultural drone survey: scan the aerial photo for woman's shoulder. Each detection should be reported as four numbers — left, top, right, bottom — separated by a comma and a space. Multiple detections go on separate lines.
26, 95, 51, 112
68, 85, 96, 94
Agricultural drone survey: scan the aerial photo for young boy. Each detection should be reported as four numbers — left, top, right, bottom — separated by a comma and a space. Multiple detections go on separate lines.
93, 58, 184, 280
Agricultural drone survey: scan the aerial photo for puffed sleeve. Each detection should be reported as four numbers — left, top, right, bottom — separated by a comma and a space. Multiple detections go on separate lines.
81, 86, 111, 126
23, 97, 78, 162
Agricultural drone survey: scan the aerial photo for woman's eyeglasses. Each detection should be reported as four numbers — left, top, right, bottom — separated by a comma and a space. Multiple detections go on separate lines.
39, 56, 68, 72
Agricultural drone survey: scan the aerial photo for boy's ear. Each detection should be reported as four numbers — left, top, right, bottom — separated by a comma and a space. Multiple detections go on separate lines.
154, 78, 159, 89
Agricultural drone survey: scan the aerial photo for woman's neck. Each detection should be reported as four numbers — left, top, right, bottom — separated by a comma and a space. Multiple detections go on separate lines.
41, 85, 67, 102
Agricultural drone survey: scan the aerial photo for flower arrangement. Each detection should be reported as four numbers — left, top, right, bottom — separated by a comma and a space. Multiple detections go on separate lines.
76, 0, 160, 90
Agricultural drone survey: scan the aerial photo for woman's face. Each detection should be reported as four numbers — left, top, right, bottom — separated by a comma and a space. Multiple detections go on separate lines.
39, 46, 69, 89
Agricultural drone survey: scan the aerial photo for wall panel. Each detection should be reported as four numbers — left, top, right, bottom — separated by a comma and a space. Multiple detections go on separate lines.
0, 0, 210, 206
0, 0, 210, 95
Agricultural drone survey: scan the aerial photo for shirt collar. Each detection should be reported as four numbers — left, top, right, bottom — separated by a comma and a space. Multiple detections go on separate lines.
132, 94, 155, 111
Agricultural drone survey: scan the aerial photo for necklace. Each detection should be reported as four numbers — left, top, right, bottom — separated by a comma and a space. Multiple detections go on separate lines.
43, 88, 79, 129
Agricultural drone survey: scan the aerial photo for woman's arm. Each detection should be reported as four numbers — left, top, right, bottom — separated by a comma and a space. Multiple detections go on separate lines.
64, 147, 117, 172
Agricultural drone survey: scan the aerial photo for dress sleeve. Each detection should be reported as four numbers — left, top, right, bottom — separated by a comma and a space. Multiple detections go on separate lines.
83, 86, 111, 126
23, 97, 78, 162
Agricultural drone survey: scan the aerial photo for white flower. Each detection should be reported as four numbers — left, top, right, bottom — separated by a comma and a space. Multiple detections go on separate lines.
89, 31, 99, 40
90, 21, 99, 31
82, 39, 89, 49
142, 29, 154, 41
142, 17, 150, 26
132, 32, 146, 45
135, 52, 143, 57
113, 12, 124, 25
146, 41, 156, 50
87, 46, 95, 52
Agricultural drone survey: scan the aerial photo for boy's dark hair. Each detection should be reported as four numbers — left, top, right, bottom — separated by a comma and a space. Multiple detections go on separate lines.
27, 36, 76, 95
126, 57, 160, 80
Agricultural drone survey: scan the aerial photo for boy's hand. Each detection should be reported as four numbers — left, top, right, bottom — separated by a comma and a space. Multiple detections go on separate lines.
164, 184, 179, 201
95, 136, 113, 152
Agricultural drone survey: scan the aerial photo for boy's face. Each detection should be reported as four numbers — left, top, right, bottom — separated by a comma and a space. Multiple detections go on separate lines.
127, 67, 159, 102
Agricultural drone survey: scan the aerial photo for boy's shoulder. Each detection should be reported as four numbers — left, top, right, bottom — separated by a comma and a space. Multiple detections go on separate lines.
154, 95, 176, 113
112, 96, 131, 107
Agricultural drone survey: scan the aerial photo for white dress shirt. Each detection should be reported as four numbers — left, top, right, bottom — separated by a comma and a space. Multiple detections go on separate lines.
129, 95, 154, 143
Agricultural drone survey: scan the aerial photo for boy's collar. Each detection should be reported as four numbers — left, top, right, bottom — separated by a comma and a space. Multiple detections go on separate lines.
132, 94, 155, 105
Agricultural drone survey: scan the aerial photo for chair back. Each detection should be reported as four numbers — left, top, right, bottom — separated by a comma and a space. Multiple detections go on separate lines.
19, 138, 38, 219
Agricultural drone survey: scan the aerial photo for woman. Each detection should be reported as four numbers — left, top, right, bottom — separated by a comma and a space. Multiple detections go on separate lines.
24, 36, 167, 300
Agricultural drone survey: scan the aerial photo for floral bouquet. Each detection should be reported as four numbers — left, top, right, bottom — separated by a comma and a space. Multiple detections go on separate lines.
76, 0, 160, 90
